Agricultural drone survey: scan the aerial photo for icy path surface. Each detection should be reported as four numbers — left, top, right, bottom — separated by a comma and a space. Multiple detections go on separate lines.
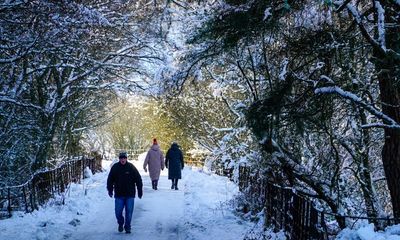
0, 153, 251, 240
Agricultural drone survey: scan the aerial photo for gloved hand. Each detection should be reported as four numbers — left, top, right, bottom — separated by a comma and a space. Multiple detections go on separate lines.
138, 191, 143, 199
144, 167, 147, 172
108, 191, 113, 198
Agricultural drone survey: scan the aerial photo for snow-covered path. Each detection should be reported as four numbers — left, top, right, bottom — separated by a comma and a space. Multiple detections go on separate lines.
0, 154, 251, 240
70, 166, 185, 240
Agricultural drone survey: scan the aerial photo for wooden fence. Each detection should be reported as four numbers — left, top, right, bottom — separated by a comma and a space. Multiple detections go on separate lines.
184, 154, 205, 167
114, 149, 146, 161
238, 166, 327, 239
236, 166, 400, 239
114, 148, 206, 167
0, 156, 102, 219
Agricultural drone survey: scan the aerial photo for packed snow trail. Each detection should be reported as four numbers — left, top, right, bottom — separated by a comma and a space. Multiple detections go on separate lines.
0, 153, 251, 240
71, 160, 185, 240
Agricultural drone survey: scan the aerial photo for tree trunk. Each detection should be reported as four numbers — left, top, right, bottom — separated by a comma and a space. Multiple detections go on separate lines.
379, 74, 400, 219
374, 1, 400, 219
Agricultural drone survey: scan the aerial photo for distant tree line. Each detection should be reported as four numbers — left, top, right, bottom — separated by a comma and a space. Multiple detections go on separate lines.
102, 97, 194, 154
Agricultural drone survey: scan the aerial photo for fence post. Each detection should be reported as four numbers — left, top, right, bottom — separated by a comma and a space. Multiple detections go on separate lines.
284, 189, 292, 235
91, 157, 94, 174
304, 200, 310, 239
22, 186, 28, 213
29, 182, 34, 212
291, 194, 300, 239
33, 177, 39, 210
7, 188, 12, 217
51, 171, 55, 194
82, 158, 85, 177
310, 207, 319, 239
70, 161, 73, 183
321, 212, 327, 240
60, 168, 64, 193
279, 187, 284, 229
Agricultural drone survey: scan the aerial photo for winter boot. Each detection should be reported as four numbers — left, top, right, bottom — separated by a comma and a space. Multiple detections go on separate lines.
118, 225, 123, 232
154, 180, 158, 190
171, 180, 175, 189
152, 180, 156, 190
174, 179, 179, 190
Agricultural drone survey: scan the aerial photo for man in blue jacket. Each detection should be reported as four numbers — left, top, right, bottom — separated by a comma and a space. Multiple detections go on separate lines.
107, 152, 143, 234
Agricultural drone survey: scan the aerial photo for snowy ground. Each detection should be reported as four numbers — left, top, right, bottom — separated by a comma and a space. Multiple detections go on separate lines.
0, 153, 252, 240
337, 224, 400, 240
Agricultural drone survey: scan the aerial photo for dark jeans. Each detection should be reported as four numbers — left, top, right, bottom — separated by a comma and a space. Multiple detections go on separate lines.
115, 197, 135, 230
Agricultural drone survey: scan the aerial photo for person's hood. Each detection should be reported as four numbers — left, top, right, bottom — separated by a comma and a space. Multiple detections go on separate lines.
151, 144, 160, 151
171, 142, 179, 148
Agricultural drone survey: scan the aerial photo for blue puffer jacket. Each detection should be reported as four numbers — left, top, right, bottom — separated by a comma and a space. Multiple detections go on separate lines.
165, 143, 184, 179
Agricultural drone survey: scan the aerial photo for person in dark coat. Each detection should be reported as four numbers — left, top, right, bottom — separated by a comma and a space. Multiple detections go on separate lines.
165, 142, 184, 190
107, 152, 143, 234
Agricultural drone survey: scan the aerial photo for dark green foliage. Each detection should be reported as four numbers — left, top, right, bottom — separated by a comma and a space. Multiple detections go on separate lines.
246, 77, 293, 140
225, 0, 248, 5
246, 75, 335, 146
188, 0, 305, 51
286, 25, 343, 57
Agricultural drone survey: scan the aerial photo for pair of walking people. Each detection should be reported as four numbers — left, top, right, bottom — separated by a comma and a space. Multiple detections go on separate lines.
143, 139, 184, 190
107, 139, 184, 234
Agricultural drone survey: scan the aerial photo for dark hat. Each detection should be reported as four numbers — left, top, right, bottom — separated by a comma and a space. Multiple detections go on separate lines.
153, 138, 158, 145
119, 152, 127, 159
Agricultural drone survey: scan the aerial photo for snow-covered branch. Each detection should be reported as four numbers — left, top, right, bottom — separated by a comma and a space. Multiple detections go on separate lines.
315, 86, 400, 129
0, 97, 45, 112
333, 0, 397, 57
211, 127, 234, 132
375, 1, 386, 50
